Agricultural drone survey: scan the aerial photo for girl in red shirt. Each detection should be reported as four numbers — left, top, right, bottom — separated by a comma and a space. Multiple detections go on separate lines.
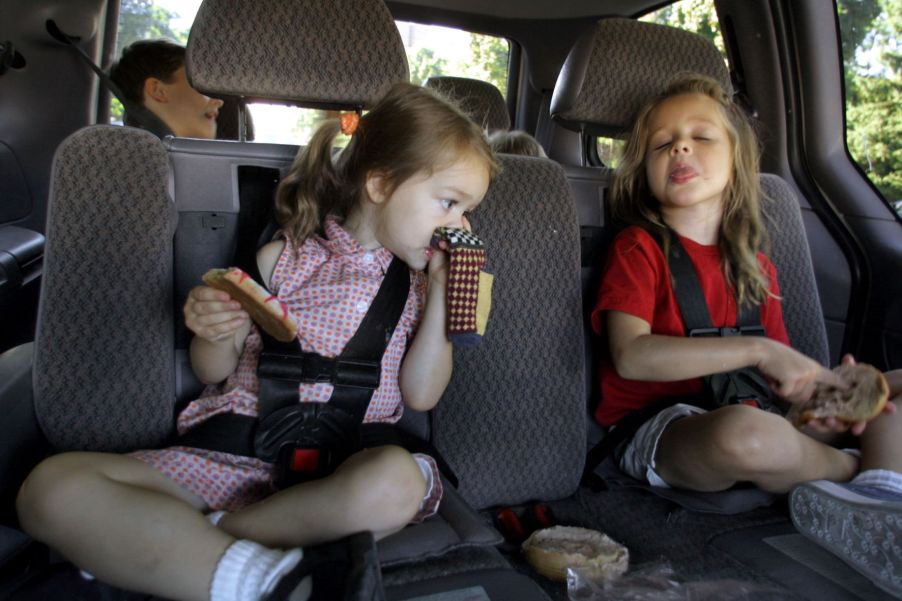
591, 75, 900, 548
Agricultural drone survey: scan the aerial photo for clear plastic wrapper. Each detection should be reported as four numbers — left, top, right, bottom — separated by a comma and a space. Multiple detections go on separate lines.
567, 561, 783, 600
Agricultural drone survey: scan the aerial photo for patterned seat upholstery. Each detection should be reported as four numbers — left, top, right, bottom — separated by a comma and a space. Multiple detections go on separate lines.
435, 154, 585, 509
759, 175, 829, 365
551, 17, 732, 137
425, 76, 510, 132
187, 0, 408, 107
35, 126, 176, 451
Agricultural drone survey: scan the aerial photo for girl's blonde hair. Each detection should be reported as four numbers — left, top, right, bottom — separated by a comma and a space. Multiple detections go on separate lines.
611, 73, 770, 306
275, 82, 498, 245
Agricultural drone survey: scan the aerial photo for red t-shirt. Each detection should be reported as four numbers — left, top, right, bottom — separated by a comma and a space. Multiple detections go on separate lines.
590, 226, 790, 427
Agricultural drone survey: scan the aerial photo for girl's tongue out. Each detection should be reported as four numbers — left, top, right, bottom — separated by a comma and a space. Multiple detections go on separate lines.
669, 164, 697, 184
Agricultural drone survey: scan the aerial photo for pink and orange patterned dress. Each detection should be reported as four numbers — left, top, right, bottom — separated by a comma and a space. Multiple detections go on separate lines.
133, 217, 442, 518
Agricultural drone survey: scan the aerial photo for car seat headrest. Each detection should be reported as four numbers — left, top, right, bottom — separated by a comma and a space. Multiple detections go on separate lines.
186, 0, 409, 109
425, 76, 511, 132
550, 18, 732, 137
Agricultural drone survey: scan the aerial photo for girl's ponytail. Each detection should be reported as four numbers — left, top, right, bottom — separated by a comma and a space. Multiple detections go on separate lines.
275, 119, 345, 246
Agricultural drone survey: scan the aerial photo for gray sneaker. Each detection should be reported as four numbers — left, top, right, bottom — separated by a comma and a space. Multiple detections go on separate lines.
790, 480, 902, 598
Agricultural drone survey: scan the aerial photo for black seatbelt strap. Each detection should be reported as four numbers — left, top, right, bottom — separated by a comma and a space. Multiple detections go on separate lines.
663, 232, 774, 410
46, 19, 174, 139
582, 230, 774, 482
252, 256, 410, 423
665, 231, 763, 336
177, 255, 412, 472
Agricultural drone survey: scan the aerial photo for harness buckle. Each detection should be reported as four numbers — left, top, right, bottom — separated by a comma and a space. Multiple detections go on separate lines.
290, 448, 322, 472
257, 351, 381, 389
689, 325, 766, 338
689, 326, 740, 337
335, 357, 382, 389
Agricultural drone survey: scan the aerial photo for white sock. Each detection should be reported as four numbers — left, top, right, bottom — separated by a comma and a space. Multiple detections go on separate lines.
209, 540, 307, 601
852, 469, 902, 494
206, 510, 228, 526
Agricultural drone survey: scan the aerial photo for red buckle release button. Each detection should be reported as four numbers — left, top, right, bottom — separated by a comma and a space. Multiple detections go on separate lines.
291, 448, 320, 472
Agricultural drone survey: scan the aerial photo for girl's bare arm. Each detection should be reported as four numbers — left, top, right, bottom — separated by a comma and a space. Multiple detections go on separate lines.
607, 310, 841, 403
399, 254, 453, 411
187, 240, 285, 384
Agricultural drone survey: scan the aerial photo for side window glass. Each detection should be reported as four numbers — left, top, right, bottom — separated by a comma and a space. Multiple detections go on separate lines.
250, 24, 510, 145
112, 3, 510, 145
593, 0, 727, 168
836, 0, 902, 217
397, 22, 510, 94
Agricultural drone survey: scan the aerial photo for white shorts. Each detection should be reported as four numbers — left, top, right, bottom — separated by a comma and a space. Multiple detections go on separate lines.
414, 455, 437, 510
617, 403, 706, 488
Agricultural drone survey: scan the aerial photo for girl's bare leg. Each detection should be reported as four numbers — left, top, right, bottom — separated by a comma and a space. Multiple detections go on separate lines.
220, 445, 426, 548
858, 397, 902, 472
655, 404, 858, 493
17, 452, 231, 601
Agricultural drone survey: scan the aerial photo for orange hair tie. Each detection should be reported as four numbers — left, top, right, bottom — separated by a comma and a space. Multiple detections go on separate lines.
340, 111, 360, 135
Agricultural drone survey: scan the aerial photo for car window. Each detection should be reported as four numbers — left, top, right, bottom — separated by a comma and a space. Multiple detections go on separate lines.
593, 0, 726, 168
836, 0, 902, 217
111, 2, 510, 145
250, 22, 509, 145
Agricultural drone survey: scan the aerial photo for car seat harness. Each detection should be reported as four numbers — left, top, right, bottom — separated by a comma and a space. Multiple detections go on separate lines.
178, 256, 455, 488
664, 232, 776, 412
584, 230, 779, 479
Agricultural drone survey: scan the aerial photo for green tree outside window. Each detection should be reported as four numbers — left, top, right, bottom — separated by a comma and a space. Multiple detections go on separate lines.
838, 0, 902, 211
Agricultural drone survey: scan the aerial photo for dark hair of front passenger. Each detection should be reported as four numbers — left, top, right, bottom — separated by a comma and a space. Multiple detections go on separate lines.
109, 40, 185, 127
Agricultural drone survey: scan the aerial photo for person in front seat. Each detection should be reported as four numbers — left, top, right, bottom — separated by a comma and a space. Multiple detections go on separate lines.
590, 75, 901, 586
109, 39, 224, 139
16, 82, 497, 601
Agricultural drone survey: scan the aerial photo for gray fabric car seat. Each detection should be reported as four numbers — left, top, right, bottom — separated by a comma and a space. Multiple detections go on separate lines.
34, 125, 176, 452
180, 2, 564, 596
759, 174, 829, 365
187, 0, 407, 106
185, 0, 546, 583
425, 76, 511, 133
551, 18, 733, 137
434, 154, 586, 509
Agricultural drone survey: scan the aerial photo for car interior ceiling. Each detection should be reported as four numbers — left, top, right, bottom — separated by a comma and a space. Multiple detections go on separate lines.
1, 0, 901, 600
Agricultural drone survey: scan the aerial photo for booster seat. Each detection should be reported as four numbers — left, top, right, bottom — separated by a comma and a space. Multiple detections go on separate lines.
1, 1, 586, 599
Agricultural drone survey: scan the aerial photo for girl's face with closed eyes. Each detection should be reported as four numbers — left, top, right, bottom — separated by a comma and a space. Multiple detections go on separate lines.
644, 92, 733, 217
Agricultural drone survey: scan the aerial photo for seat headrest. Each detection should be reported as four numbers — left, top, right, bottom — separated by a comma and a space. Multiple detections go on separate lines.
551, 18, 732, 137
425, 76, 510, 132
186, 0, 409, 109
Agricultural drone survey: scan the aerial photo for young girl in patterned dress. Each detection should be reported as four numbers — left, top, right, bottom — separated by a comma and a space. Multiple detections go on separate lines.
17, 82, 497, 601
